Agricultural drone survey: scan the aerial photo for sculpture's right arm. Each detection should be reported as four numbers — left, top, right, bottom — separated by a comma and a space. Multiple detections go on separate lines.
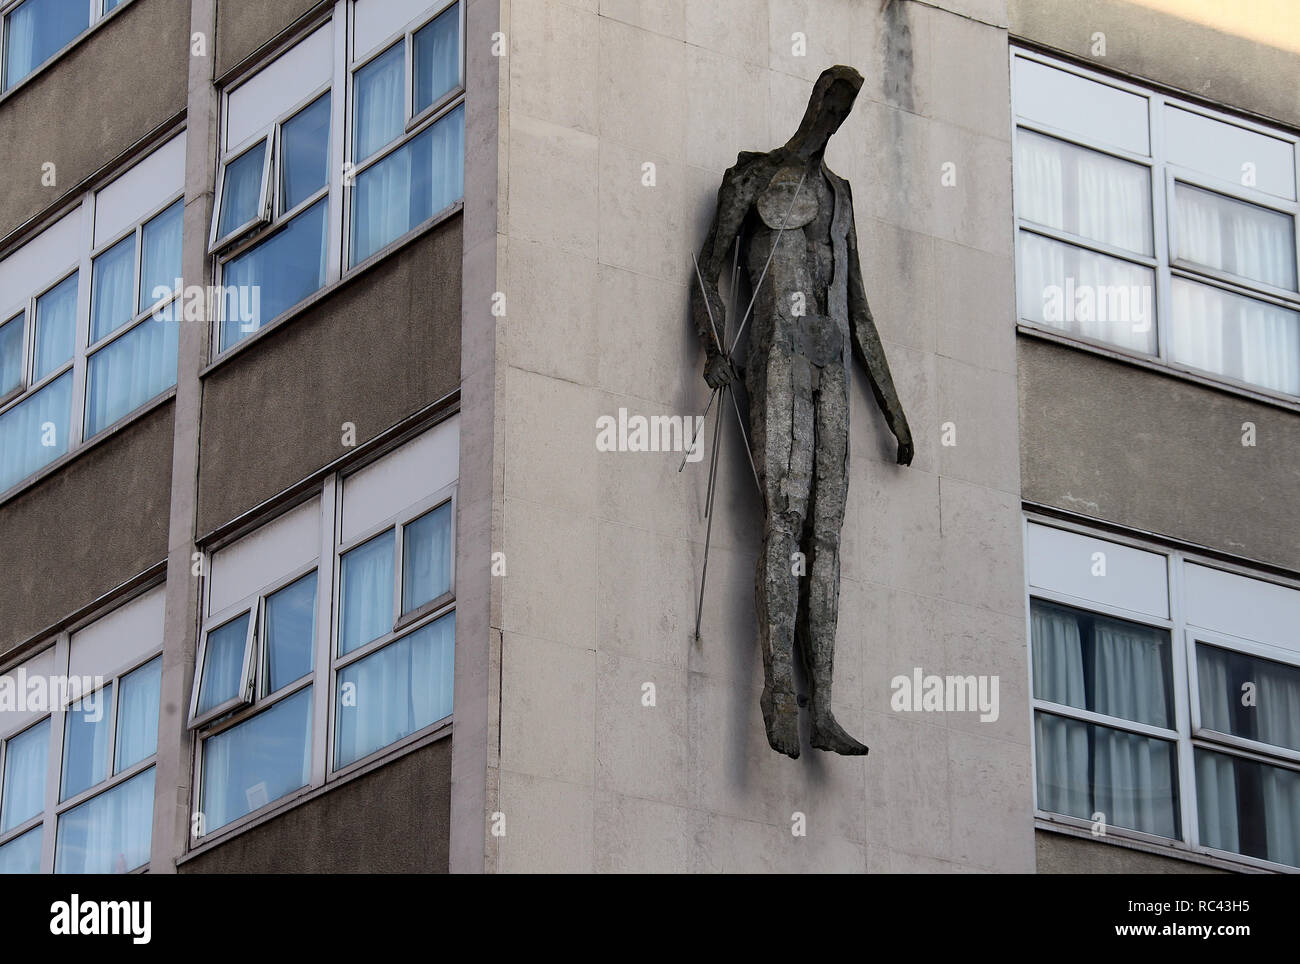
692, 164, 758, 388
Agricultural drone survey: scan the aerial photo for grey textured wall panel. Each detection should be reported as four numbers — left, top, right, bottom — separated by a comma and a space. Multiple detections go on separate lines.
1037, 830, 1229, 874
216, 0, 323, 77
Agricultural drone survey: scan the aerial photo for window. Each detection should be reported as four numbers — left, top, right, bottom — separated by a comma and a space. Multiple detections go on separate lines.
211, 1, 464, 354
1027, 520, 1300, 870
190, 418, 458, 842
0, 133, 184, 495
1, 0, 127, 92
1012, 51, 1300, 400
0, 586, 164, 874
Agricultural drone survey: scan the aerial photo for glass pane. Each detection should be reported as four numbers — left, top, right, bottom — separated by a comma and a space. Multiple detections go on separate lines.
200, 688, 311, 831
1171, 277, 1300, 396
1196, 748, 1300, 868
33, 272, 77, 380
265, 572, 316, 693
90, 235, 136, 343
139, 199, 184, 313
1, 718, 49, 832
402, 502, 451, 612
61, 682, 112, 801
0, 313, 22, 397
116, 656, 161, 773
353, 41, 404, 161
1176, 182, 1298, 292
196, 612, 251, 716
1014, 57, 1150, 157
0, 825, 41, 873
1034, 711, 1179, 838
217, 140, 267, 239
1166, 105, 1296, 202
413, 4, 459, 114
1016, 129, 1153, 255
1197, 644, 1300, 753
54, 766, 154, 873
3, 0, 90, 90
0, 370, 72, 492
103, 0, 123, 10
280, 93, 331, 212
1018, 232, 1157, 354
335, 612, 454, 768
350, 103, 464, 266
339, 530, 394, 655
219, 198, 327, 350
1030, 598, 1173, 728
85, 314, 179, 436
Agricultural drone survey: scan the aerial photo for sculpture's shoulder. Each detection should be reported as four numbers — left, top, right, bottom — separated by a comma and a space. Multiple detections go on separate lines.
722, 150, 775, 190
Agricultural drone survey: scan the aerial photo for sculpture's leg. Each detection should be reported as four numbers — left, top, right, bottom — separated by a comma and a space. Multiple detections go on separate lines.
805, 363, 868, 755
751, 344, 810, 759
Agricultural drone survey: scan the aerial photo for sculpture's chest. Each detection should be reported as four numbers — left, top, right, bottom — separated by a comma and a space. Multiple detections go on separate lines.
755, 166, 837, 242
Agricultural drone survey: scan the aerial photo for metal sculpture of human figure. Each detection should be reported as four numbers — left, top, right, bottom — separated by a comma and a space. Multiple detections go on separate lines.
692, 65, 913, 758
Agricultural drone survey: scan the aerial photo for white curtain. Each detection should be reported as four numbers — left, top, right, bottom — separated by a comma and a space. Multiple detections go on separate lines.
1261, 765, 1300, 868
1175, 184, 1296, 291
91, 237, 135, 342
1035, 713, 1090, 819
1195, 751, 1240, 855
1, 718, 48, 832
85, 316, 178, 437
1171, 279, 1300, 396
54, 766, 154, 873
1093, 726, 1178, 838
0, 371, 71, 491
0, 314, 22, 394
0, 826, 41, 873
197, 614, 249, 714
3, 0, 88, 88
339, 531, 394, 654
414, 4, 460, 113
402, 504, 451, 611
61, 684, 112, 800
33, 273, 77, 379
1092, 618, 1171, 727
139, 200, 183, 314
114, 657, 160, 773
354, 44, 403, 161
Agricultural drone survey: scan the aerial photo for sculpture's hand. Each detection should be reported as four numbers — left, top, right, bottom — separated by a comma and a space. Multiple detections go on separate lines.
704, 349, 735, 389
895, 429, 914, 467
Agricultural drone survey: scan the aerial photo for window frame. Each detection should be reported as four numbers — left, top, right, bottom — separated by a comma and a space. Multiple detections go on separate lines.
1010, 48, 1300, 404
1025, 514, 1300, 872
0, 0, 104, 94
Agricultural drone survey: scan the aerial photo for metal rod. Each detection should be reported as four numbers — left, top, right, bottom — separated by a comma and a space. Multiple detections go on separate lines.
693, 385, 727, 641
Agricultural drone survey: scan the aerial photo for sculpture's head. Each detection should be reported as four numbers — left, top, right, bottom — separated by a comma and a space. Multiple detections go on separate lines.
787, 65, 864, 158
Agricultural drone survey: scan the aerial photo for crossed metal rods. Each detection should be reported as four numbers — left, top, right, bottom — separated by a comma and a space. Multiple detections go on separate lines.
682, 173, 807, 640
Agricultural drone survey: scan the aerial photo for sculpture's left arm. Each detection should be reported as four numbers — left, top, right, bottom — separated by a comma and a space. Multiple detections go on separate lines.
846, 199, 914, 466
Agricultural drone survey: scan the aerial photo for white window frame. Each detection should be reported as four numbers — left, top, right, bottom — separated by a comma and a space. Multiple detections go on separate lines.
1010, 48, 1300, 403
1025, 514, 1300, 872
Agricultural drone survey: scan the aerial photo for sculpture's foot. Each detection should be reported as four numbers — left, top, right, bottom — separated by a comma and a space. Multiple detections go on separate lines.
760, 686, 801, 759
810, 710, 869, 756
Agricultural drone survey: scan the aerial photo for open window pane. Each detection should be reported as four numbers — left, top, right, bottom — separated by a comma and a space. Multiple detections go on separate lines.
402, 502, 451, 612
1170, 277, 1300, 396
3, 0, 90, 91
280, 93, 331, 212
90, 235, 136, 343
0, 825, 41, 873
219, 197, 327, 350
1018, 232, 1156, 354
413, 4, 459, 114
1031, 598, 1174, 728
54, 766, 154, 873
1034, 711, 1179, 839
196, 612, 252, 717
1, 719, 49, 832
0, 370, 72, 492
116, 656, 161, 773
1175, 183, 1297, 292
1196, 748, 1300, 868
265, 572, 316, 693
339, 529, 394, 655
350, 103, 464, 265
335, 612, 454, 768
33, 273, 77, 380
200, 687, 311, 831
0, 313, 22, 397
61, 682, 112, 801
1016, 129, 1153, 256
139, 199, 184, 314
216, 140, 268, 239
85, 313, 179, 436
1197, 644, 1300, 753
353, 42, 404, 162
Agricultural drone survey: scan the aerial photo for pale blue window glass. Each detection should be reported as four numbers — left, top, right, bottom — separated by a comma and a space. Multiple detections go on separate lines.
280, 93, 331, 212
0, 313, 22, 397
0, 370, 72, 491
413, 4, 460, 114
402, 502, 451, 612
54, 767, 154, 873
353, 42, 403, 162
85, 312, 178, 436
1, 719, 49, 832
219, 198, 327, 349
216, 140, 267, 239
90, 235, 135, 343
3, 0, 89, 91
196, 612, 251, 716
265, 572, 316, 693
61, 682, 112, 801
335, 612, 454, 768
0, 826, 41, 873
116, 656, 161, 773
200, 688, 311, 831
139, 199, 183, 314
33, 273, 77, 380
338, 530, 394, 655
